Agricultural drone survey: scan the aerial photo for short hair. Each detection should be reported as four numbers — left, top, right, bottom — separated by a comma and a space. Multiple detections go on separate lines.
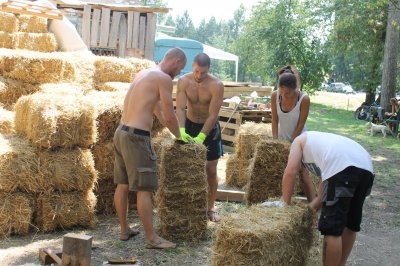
193, 53, 211, 68
390, 98, 398, 104
164, 47, 187, 64
278, 72, 297, 90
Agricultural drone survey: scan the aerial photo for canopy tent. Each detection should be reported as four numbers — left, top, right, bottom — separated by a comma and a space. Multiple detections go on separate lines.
154, 35, 239, 82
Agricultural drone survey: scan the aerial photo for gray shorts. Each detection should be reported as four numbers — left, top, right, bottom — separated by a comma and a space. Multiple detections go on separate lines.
113, 125, 158, 192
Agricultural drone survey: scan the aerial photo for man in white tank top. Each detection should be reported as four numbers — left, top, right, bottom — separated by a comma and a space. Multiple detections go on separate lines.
281, 131, 374, 266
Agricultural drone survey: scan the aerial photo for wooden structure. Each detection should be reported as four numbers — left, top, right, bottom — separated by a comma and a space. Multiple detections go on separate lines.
55, 0, 169, 59
1, 0, 67, 19
219, 107, 272, 152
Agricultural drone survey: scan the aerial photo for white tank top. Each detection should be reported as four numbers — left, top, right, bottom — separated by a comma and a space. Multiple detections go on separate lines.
302, 131, 374, 181
276, 91, 307, 141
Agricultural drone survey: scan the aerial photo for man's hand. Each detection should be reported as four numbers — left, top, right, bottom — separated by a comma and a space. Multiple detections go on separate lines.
193, 132, 207, 144
179, 128, 193, 142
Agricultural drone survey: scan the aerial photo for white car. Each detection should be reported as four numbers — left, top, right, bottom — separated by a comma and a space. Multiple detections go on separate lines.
342, 84, 354, 94
329, 82, 354, 94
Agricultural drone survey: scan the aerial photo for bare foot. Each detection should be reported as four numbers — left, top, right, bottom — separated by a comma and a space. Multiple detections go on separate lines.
207, 210, 221, 222
145, 236, 176, 249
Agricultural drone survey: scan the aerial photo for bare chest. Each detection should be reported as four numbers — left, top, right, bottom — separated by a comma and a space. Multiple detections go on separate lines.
186, 83, 212, 105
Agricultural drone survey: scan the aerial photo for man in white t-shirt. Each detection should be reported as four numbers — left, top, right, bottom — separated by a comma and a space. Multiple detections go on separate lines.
281, 131, 374, 266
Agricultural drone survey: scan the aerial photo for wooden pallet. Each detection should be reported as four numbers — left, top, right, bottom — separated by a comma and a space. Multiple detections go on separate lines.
1, 0, 66, 20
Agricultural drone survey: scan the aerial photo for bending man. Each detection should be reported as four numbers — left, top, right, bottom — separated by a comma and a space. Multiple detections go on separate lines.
176, 53, 224, 222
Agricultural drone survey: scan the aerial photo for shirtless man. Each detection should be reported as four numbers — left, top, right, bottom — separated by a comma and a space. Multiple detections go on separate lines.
113, 48, 187, 249
176, 53, 224, 222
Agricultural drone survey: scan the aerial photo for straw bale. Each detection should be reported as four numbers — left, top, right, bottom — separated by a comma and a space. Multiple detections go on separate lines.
0, 48, 75, 83
0, 31, 16, 49
154, 128, 174, 139
0, 11, 18, 33
0, 107, 14, 134
0, 77, 40, 109
235, 122, 272, 188
95, 82, 131, 92
0, 192, 33, 237
14, 92, 97, 149
225, 153, 240, 188
14, 32, 58, 52
86, 90, 125, 142
152, 115, 165, 137
94, 56, 155, 83
245, 139, 291, 205
0, 134, 37, 193
33, 148, 97, 192
212, 203, 315, 266
17, 14, 48, 33
39, 83, 84, 95
156, 142, 208, 241
92, 141, 114, 180
36, 190, 97, 232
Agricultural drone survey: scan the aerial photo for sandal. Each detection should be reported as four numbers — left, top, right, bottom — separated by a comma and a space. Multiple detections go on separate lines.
145, 237, 176, 249
119, 228, 140, 241
207, 210, 221, 223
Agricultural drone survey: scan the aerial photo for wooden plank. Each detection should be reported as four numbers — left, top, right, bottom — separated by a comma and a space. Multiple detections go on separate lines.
221, 134, 236, 142
39, 248, 63, 265
81, 5, 91, 46
138, 15, 146, 50
222, 145, 235, 153
108, 11, 121, 48
90, 8, 101, 47
216, 189, 244, 202
126, 11, 134, 48
145, 12, 157, 60
219, 121, 240, 130
55, 1, 170, 13
118, 14, 127, 57
219, 109, 242, 120
61, 233, 92, 266
99, 7, 111, 47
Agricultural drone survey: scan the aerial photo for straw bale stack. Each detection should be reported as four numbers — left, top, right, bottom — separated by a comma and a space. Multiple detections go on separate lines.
92, 141, 114, 180
0, 48, 75, 84
0, 134, 37, 193
0, 31, 16, 49
225, 153, 240, 188
0, 77, 40, 109
0, 11, 18, 33
157, 142, 208, 241
0, 107, 14, 134
126, 56, 155, 70
36, 190, 97, 232
17, 14, 48, 33
245, 139, 290, 205
95, 82, 131, 92
235, 122, 272, 188
14, 32, 58, 52
212, 203, 315, 266
39, 83, 84, 95
86, 90, 125, 142
14, 92, 97, 149
0, 192, 33, 237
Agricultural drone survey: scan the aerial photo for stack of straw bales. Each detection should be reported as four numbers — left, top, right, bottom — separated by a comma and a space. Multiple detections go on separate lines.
245, 139, 291, 205
0, 12, 57, 52
156, 142, 208, 241
212, 203, 315, 266
95, 81, 131, 92
226, 122, 272, 188
0, 106, 14, 134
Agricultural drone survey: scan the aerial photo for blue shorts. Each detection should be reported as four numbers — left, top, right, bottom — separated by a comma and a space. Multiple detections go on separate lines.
318, 166, 374, 236
185, 119, 223, 161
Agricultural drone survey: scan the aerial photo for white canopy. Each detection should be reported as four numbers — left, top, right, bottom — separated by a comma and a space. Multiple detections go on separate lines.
203, 44, 239, 82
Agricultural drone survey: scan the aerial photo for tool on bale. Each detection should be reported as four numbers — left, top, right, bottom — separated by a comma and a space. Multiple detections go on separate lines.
39, 233, 92, 265
103, 259, 141, 265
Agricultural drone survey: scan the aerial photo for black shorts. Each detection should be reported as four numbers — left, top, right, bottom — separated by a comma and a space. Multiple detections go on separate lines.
185, 118, 223, 161
318, 166, 374, 236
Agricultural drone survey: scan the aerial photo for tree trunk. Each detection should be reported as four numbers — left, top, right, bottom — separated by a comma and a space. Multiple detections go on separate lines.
381, 0, 400, 111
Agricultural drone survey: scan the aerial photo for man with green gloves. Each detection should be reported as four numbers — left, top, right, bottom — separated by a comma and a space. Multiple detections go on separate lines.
176, 53, 224, 222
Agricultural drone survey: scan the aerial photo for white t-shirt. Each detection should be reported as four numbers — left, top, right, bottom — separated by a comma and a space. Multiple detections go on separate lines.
302, 131, 374, 181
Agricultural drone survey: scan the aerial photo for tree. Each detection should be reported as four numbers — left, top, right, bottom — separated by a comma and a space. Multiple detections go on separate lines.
381, 0, 400, 111
174, 11, 196, 39
138, 0, 168, 24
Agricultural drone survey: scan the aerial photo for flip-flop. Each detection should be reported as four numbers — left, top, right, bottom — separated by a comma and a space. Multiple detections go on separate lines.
207, 210, 221, 223
145, 237, 176, 249
119, 228, 140, 241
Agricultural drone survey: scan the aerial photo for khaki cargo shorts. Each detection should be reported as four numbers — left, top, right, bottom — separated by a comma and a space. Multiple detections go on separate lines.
113, 125, 158, 192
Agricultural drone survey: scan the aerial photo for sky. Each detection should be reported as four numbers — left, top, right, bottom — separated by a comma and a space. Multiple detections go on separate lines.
165, 0, 260, 26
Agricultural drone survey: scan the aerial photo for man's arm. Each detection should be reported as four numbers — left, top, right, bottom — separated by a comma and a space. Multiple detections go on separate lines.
200, 80, 224, 135
271, 91, 279, 139
153, 101, 166, 127
175, 78, 188, 128
282, 135, 305, 204
159, 77, 180, 138
291, 94, 310, 141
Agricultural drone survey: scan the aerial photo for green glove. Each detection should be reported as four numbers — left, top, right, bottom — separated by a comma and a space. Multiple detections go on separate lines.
179, 128, 193, 142
193, 132, 207, 144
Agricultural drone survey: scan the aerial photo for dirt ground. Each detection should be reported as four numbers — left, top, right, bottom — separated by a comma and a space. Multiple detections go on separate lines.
1, 92, 400, 265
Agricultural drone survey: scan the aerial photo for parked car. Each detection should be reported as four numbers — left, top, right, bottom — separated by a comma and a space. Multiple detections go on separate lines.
320, 83, 330, 91
328, 82, 354, 94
